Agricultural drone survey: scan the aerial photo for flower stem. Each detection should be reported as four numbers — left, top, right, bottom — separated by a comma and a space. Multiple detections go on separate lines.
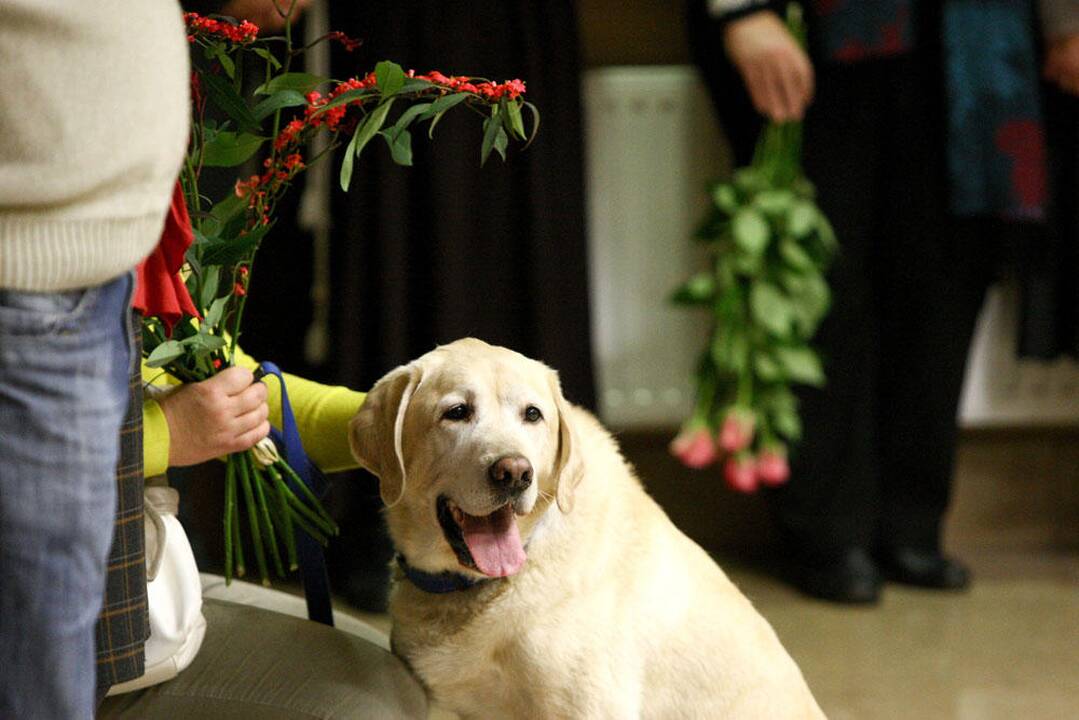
249, 453, 285, 578
237, 450, 270, 585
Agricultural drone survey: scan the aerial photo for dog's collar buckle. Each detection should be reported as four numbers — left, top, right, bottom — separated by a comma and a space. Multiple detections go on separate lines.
397, 555, 488, 594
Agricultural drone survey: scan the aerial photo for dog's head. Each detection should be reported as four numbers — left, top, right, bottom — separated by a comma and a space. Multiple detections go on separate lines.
349, 338, 583, 579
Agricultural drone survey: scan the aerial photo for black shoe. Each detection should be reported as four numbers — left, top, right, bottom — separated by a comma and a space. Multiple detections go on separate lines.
876, 547, 971, 591
783, 546, 882, 604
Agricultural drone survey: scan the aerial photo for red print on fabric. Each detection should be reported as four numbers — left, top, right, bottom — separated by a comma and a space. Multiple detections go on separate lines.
996, 120, 1048, 215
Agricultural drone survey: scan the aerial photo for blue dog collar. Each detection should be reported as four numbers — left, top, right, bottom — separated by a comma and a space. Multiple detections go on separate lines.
397, 555, 490, 594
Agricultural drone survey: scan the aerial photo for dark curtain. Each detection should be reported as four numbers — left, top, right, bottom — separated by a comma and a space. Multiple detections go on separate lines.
324, 1, 595, 404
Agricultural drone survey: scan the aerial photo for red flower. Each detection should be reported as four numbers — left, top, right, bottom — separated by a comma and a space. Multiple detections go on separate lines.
718, 408, 756, 453
233, 282, 247, 297
723, 454, 759, 494
184, 13, 259, 44
669, 426, 719, 469
756, 447, 791, 487
327, 30, 362, 52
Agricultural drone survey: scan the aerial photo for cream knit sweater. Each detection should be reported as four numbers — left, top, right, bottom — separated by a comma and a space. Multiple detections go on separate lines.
0, 1, 189, 291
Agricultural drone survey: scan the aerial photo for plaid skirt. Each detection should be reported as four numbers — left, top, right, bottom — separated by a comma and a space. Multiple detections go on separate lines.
94, 310, 149, 697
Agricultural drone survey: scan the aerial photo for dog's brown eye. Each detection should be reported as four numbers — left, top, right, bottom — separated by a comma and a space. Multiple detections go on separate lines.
524, 405, 543, 423
442, 403, 472, 421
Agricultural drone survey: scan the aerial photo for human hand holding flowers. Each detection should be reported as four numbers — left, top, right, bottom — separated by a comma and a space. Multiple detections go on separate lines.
157, 366, 270, 467
671, 5, 833, 493
723, 10, 814, 122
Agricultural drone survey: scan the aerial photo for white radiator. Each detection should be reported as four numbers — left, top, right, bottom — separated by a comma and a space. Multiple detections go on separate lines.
582, 65, 1079, 430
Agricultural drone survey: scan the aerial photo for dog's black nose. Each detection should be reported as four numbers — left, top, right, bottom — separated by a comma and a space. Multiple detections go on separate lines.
488, 455, 533, 494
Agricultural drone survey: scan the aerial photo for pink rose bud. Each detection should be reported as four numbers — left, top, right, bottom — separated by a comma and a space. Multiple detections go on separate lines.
669, 426, 719, 469
756, 447, 790, 487
724, 454, 759, 494
718, 408, 756, 453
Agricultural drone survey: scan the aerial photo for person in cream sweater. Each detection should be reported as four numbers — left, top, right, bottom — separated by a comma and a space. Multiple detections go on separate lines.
0, 2, 189, 718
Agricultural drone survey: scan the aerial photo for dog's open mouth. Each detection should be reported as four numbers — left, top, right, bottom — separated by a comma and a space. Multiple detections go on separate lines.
437, 496, 527, 578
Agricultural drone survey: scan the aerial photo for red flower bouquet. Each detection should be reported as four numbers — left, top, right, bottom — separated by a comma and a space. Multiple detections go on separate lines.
669, 5, 833, 493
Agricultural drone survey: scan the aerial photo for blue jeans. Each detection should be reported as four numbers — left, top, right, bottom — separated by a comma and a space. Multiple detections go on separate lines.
0, 273, 134, 720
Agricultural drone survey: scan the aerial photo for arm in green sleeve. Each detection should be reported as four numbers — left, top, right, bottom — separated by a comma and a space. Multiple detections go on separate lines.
234, 347, 367, 474
143, 397, 172, 477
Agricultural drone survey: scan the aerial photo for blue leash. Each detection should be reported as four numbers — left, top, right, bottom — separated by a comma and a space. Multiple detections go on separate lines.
259, 361, 335, 627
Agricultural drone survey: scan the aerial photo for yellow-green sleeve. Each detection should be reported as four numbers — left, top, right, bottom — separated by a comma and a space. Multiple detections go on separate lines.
143, 397, 172, 477
234, 346, 367, 474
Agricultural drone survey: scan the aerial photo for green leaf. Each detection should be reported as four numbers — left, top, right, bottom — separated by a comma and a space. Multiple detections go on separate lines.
199, 266, 220, 309
815, 214, 838, 255
779, 239, 814, 272
201, 132, 267, 167
733, 167, 766, 197
425, 93, 470, 139
670, 273, 715, 305
146, 340, 185, 368
374, 60, 406, 97
200, 225, 271, 267
492, 126, 508, 161
314, 87, 371, 114
203, 296, 228, 331
253, 90, 307, 121
182, 332, 227, 357
388, 102, 433, 141
754, 353, 784, 382
380, 128, 413, 166
257, 72, 328, 96
731, 208, 770, 256
754, 189, 795, 217
749, 281, 793, 337
711, 324, 749, 374
712, 183, 739, 214
772, 402, 803, 441
480, 108, 503, 166
209, 44, 235, 80
504, 99, 526, 139
340, 128, 360, 191
253, 47, 282, 70
787, 200, 818, 238
201, 72, 260, 133
775, 346, 826, 387
339, 99, 395, 191
521, 101, 541, 149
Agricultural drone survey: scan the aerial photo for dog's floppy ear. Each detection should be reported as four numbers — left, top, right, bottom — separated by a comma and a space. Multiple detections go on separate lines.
548, 370, 584, 513
349, 363, 423, 507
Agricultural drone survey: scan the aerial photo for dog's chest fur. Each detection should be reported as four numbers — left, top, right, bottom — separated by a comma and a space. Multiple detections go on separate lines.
390, 569, 632, 719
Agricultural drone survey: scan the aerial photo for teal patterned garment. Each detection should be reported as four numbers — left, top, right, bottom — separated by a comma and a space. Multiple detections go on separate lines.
809, 0, 1047, 219
943, 1, 1047, 219
809, 0, 915, 62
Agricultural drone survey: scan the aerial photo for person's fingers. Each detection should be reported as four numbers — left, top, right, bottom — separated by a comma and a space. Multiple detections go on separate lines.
211, 365, 256, 394
230, 420, 272, 454
792, 52, 815, 116
233, 401, 270, 437
771, 60, 801, 121
231, 380, 268, 416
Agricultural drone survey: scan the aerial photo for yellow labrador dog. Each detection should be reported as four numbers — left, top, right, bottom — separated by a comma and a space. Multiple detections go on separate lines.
350, 338, 825, 719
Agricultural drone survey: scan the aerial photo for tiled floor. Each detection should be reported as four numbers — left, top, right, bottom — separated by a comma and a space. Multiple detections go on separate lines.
727, 550, 1079, 720
344, 549, 1079, 720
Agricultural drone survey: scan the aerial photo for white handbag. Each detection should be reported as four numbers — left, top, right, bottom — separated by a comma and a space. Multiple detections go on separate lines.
106, 485, 206, 695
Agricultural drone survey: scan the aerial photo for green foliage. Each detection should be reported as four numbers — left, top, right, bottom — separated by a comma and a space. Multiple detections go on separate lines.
671, 4, 834, 464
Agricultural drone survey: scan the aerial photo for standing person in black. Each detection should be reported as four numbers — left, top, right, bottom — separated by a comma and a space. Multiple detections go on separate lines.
688, 0, 1067, 603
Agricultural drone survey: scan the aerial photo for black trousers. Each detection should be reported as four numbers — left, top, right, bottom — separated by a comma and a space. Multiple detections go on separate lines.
694, 47, 995, 553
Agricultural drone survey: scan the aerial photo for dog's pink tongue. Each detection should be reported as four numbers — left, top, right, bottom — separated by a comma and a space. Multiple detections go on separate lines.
461, 505, 526, 577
